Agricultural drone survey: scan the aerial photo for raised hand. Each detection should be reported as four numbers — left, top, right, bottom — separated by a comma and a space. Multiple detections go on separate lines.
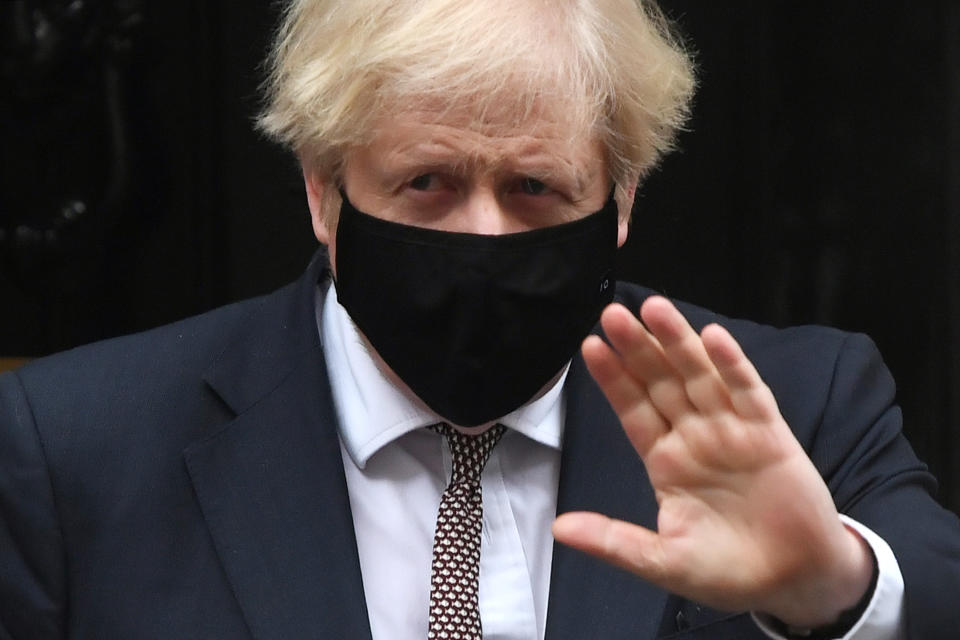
552, 296, 873, 628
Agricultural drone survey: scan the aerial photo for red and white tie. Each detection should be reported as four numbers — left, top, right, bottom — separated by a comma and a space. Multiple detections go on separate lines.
427, 423, 506, 640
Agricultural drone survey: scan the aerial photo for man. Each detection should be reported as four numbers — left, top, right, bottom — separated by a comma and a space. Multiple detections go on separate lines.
1, 0, 957, 638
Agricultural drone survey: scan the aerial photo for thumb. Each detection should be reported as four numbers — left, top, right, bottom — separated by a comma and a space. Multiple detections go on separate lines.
553, 512, 666, 580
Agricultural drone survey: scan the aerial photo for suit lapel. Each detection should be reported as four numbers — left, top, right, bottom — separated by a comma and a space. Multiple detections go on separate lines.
184, 252, 373, 640
545, 301, 668, 639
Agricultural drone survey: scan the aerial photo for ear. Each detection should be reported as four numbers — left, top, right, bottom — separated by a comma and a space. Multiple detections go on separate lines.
616, 179, 639, 248
302, 164, 331, 245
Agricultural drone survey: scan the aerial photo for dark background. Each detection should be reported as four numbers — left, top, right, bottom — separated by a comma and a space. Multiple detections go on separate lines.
2, 1, 958, 513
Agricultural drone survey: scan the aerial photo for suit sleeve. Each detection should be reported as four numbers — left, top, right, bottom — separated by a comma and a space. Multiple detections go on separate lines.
807, 332, 960, 639
0, 371, 66, 638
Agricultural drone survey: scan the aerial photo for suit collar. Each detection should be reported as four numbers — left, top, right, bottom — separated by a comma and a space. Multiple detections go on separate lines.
186, 248, 373, 640
201, 250, 330, 416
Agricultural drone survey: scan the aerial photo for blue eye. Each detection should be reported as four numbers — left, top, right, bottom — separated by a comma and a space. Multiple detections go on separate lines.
520, 178, 549, 195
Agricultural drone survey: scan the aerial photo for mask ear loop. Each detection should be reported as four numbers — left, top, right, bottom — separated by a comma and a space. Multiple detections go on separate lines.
328, 185, 352, 289
337, 185, 351, 206
605, 184, 618, 209
600, 185, 619, 295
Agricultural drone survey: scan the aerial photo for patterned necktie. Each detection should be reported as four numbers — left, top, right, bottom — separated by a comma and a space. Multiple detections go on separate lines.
427, 422, 506, 640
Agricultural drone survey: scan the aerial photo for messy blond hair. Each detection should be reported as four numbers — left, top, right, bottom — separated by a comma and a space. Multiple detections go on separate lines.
258, 0, 695, 198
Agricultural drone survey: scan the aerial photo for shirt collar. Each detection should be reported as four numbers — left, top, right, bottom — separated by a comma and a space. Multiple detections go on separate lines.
319, 282, 565, 469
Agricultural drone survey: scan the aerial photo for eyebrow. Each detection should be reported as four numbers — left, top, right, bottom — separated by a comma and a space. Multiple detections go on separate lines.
393, 142, 593, 195
508, 156, 589, 194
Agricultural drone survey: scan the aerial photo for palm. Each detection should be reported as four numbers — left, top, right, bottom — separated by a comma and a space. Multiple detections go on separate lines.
552, 297, 871, 626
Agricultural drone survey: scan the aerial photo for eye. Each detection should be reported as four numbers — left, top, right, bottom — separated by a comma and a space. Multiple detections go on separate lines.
409, 174, 443, 191
519, 178, 550, 195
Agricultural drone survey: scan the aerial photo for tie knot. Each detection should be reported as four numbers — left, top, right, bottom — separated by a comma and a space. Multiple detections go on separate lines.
430, 423, 506, 485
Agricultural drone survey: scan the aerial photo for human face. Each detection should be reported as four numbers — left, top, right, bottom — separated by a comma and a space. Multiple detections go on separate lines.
305, 104, 629, 268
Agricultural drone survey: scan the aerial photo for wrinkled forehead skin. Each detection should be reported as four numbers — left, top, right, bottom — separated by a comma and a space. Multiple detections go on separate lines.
358, 94, 606, 171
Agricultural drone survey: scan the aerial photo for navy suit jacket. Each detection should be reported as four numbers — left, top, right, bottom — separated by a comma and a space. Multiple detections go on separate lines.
2, 250, 959, 639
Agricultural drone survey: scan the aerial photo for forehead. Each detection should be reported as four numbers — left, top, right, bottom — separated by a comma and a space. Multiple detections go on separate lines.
356, 99, 607, 177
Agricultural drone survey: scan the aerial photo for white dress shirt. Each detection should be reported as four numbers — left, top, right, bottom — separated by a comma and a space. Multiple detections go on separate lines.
318, 282, 905, 640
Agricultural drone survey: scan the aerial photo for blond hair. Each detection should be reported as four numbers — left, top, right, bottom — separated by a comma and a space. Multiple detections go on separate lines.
258, 0, 695, 196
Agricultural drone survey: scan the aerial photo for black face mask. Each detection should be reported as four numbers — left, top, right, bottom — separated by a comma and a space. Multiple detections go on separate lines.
333, 189, 619, 427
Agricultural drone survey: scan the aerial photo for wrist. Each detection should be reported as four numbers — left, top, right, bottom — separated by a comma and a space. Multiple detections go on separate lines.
769, 551, 878, 639
765, 526, 879, 637
766, 523, 876, 629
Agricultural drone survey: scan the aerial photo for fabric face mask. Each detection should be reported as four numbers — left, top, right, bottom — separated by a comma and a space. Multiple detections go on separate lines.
333, 189, 619, 427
